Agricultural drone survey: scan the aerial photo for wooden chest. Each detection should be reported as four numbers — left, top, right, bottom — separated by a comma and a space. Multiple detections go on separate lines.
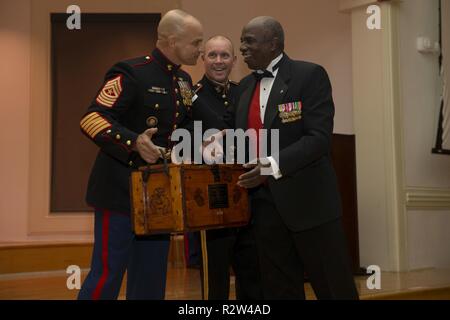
130, 164, 250, 235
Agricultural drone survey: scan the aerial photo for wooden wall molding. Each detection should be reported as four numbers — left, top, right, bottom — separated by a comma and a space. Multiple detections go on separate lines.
0, 235, 184, 274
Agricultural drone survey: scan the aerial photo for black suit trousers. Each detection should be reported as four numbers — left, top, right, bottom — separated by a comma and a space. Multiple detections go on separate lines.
199, 226, 264, 300
250, 187, 359, 300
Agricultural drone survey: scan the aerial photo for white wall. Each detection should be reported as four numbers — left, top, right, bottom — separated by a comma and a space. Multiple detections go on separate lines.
398, 0, 450, 269
399, 0, 450, 188
408, 210, 450, 269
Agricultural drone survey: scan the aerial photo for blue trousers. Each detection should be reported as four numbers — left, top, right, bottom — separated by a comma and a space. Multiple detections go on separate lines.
78, 209, 170, 300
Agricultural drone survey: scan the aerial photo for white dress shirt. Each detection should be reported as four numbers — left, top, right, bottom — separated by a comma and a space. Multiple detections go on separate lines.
255, 54, 284, 179
256, 53, 283, 124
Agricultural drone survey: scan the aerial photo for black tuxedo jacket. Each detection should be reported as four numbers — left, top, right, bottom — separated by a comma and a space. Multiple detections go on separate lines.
226, 54, 342, 232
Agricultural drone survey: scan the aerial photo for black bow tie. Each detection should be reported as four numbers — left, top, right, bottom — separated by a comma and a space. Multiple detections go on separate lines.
252, 58, 282, 81
253, 69, 274, 81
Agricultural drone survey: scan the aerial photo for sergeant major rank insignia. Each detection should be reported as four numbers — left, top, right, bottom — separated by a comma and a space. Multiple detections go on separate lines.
177, 80, 193, 107
278, 101, 302, 123
96, 75, 123, 108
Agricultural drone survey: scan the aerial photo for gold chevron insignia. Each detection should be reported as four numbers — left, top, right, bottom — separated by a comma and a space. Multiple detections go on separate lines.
96, 75, 123, 107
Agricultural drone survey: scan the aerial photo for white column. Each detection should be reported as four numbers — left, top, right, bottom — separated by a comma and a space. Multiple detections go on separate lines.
340, 0, 408, 271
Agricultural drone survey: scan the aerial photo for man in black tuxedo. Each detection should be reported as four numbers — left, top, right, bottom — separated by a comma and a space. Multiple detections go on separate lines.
222, 16, 359, 299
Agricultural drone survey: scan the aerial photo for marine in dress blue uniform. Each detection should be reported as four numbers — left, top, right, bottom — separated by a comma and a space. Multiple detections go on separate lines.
78, 47, 196, 300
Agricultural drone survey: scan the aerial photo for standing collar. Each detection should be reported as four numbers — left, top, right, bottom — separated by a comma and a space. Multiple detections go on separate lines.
151, 48, 181, 74
201, 75, 230, 95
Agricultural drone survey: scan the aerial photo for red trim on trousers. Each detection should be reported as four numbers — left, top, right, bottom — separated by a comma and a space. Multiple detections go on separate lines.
92, 210, 110, 300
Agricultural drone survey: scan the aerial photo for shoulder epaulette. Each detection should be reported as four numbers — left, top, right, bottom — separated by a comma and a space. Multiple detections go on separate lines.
131, 55, 153, 68
194, 83, 203, 94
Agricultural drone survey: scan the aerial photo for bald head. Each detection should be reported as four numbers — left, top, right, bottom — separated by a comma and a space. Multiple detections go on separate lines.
245, 16, 284, 51
158, 9, 202, 41
240, 16, 284, 70
156, 10, 203, 66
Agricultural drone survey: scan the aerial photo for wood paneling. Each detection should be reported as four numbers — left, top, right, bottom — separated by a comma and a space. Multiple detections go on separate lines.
331, 134, 361, 273
0, 242, 92, 274
50, 13, 160, 212
0, 236, 185, 274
